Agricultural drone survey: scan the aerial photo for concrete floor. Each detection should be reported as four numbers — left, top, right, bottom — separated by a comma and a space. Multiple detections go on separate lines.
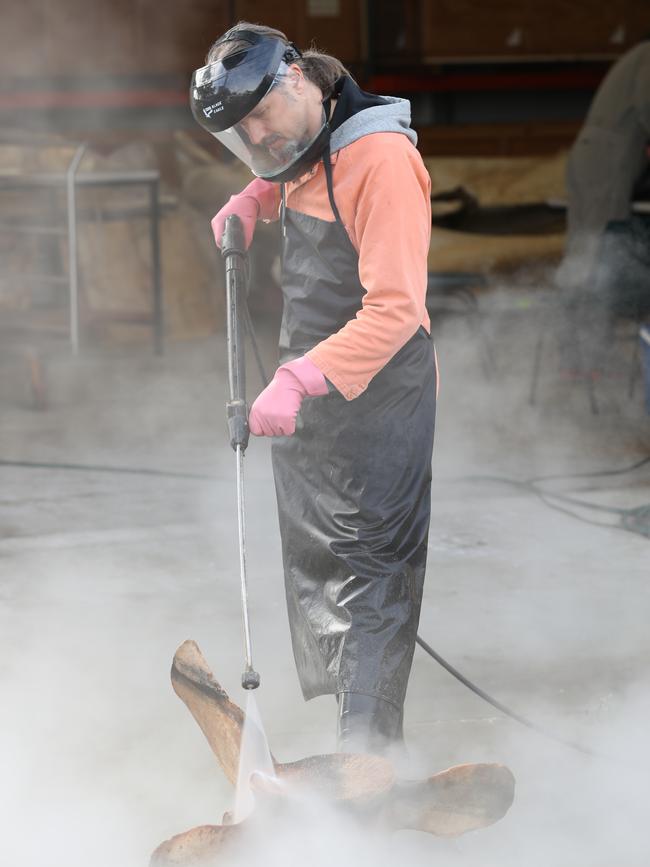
1, 293, 649, 867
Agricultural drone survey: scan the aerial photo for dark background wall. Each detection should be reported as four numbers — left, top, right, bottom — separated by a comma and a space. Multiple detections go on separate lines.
4, 0, 650, 77
2, 0, 650, 154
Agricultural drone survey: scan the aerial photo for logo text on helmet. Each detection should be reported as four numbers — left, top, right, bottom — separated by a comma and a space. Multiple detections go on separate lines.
203, 102, 224, 118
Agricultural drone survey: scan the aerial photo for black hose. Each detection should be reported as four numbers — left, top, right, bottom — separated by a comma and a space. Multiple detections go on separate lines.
457, 456, 650, 537
415, 634, 597, 757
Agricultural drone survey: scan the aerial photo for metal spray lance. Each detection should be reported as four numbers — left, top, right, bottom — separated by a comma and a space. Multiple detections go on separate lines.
221, 214, 260, 690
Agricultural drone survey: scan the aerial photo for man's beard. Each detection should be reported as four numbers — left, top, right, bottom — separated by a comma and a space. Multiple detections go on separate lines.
263, 134, 309, 165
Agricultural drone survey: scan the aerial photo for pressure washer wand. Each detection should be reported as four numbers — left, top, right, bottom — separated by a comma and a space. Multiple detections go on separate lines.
221, 215, 260, 691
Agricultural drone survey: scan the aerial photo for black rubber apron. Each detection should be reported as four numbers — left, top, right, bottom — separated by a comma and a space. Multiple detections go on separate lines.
271, 154, 437, 710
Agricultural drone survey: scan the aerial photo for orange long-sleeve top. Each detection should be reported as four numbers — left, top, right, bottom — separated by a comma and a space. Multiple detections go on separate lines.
263, 132, 432, 400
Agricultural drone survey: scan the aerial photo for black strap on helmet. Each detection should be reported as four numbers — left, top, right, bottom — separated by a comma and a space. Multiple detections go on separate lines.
214, 28, 302, 64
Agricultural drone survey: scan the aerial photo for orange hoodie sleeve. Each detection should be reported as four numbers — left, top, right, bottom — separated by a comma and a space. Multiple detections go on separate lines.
305, 133, 431, 400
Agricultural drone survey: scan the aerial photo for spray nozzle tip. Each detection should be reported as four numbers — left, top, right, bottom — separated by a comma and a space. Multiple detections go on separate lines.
242, 669, 260, 690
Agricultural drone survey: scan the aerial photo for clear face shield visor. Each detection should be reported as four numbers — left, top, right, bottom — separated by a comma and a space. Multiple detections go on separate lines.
191, 39, 329, 182
213, 65, 327, 179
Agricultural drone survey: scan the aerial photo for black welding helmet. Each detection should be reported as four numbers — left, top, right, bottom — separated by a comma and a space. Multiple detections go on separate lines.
190, 30, 330, 182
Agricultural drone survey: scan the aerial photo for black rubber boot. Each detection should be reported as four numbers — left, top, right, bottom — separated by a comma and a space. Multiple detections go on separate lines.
336, 692, 404, 756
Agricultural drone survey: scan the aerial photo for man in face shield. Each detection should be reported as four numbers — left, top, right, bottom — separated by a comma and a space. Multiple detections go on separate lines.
191, 22, 437, 757
192, 30, 331, 184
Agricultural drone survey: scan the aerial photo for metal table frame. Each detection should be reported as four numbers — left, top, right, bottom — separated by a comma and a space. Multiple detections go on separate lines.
0, 146, 163, 355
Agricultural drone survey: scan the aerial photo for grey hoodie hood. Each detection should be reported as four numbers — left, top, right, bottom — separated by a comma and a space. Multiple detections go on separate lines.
329, 94, 417, 154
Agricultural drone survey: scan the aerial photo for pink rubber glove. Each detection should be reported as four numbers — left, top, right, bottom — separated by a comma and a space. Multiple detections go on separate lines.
211, 177, 279, 249
249, 356, 329, 437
